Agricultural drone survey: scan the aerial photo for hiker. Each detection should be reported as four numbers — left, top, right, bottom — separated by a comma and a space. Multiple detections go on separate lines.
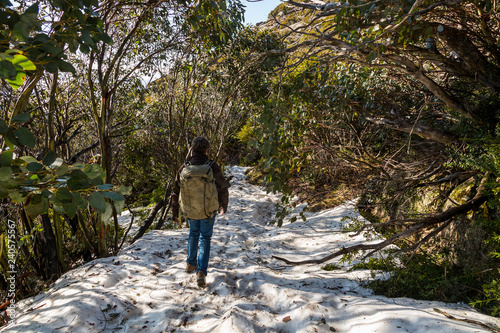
171, 136, 229, 287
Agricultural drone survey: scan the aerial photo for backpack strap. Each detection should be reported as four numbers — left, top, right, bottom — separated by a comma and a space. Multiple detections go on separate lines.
205, 160, 214, 174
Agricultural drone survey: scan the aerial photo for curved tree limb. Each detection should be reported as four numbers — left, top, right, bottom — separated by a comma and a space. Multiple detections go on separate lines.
131, 198, 165, 244
272, 221, 428, 265
272, 176, 489, 265
68, 142, 99, 164
365, 115, 459, 145
433, 308, 500, 333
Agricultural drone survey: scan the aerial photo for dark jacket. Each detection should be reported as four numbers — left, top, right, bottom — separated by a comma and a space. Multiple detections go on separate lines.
171, 151, 229, 219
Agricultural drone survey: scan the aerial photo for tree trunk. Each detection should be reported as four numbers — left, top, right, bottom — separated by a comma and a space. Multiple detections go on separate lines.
39, 214, 61, 281
53, 212, 65, 272
365, 116, 458, 145
155, 179, 173, 230
47, 71, 58, 151
98, 106, 112, 183
131, 199, 165, 243
96, 215, 108, 258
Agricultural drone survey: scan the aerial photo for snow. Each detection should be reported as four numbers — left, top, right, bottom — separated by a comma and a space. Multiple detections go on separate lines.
2, 166, 499, 332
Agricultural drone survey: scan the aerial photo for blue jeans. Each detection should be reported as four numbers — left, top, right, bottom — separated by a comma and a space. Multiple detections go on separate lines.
187, 215, 216, 276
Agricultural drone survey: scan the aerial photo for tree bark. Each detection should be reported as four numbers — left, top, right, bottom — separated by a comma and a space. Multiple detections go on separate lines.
131, 199, 165, 243
365, 116, 458, 145
155, 179, 173, 230
39, 214, 61, 281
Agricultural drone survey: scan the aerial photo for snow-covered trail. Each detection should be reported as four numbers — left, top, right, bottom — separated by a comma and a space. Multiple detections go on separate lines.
2, 166, 499, 333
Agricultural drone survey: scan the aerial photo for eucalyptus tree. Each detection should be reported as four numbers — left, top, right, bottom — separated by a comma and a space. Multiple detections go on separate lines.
127, 26, 283, 240
83, 0, 245, 183
0, 0, 245, 301
0, 0, 131, 303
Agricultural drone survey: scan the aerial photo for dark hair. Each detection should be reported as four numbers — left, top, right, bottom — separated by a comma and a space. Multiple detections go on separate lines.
191, 136, 210, 153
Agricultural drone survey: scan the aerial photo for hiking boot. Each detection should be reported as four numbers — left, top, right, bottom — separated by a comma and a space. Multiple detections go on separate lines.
197, 271, 206, 288
186, 263, 197, 274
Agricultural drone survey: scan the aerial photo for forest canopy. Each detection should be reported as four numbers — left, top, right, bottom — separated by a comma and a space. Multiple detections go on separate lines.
1, 0, 500, 321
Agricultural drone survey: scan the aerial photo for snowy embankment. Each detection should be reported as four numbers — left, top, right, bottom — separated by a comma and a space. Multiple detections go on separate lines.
2, 166, 499, 333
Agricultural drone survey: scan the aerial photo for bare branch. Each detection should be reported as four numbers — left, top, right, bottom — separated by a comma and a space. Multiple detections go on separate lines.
365, 115, 458, 145
68, 142, 99, 164
272, 176, 489, 265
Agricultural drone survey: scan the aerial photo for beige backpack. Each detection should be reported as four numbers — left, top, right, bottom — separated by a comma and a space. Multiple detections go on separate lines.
179, 161, 219, 219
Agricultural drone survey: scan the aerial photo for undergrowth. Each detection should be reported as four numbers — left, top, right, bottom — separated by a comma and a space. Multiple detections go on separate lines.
354, 254, 500, 317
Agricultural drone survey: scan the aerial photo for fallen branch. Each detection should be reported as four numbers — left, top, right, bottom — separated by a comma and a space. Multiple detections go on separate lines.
433, 308, 500, 333
131, 199, 165, 244
272, 220, 427, 265
272, 176, 489, 265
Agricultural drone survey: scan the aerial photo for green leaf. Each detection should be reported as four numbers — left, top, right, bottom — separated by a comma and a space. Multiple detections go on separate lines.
26, 162, 43, 172
83, 164, 103, 179
102, 202, 113, 224
50, 197, 66, 215
44, 43, 63, 56
25, 3, 39, 15
72, 192, 87, 209
13, 21, 29, 41
79, 43, 90, 54
49, 193, 64, 213
99, 33, 112, 45
20, 13, 38, 29
103, 191, 125, 201
11, 112, 31, 123
42, 151, 57, 165
10, 191, 24, 203
12, 54, 36, 71
63, 200, 77, 218
89, 191, 106, 213
67, 39, 78, 53
55, 164, 69, 176
20, 156, 37, 164
0, 187, 8, 199
4, 130, 20, 147
6, 71, 26, 89
114, 199, 125, 215
0, 151, 13, 167
67, 169, 91, 190
0, 119, 8, 134
45, 61, 59, 73
81, 29, 95, 47
25, 194, 48, 219
115, 185, 132, 196
366, 49, 378, 63
0, 60, 17, 80
58, 60, 75, 74
89, 176, 103, 186
54, 187, 73, 203
0, 166, 12, 181
14, 127, 36, 147
424, 26, 434, 38
41, 189, 52, 198
39, 173, 52, 182
70, 162, 86, 169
